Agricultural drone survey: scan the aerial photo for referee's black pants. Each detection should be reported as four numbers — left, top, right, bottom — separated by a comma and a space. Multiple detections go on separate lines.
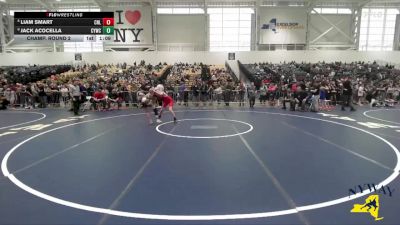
72, 96, 80, 115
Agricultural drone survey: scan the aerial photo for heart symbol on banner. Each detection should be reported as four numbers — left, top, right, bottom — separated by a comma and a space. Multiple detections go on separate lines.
125, 10, 141, 25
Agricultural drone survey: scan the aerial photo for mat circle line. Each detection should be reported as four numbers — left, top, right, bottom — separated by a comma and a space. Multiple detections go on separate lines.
0, 111, 47, 130
1, 110, 399, 220
156, 118, 253, 138
363, 109, 400, 125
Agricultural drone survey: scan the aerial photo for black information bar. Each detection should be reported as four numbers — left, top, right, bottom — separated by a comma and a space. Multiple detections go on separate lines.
14, 12, 113, 18
14, 26, 107, 35
14, 18, 104, 26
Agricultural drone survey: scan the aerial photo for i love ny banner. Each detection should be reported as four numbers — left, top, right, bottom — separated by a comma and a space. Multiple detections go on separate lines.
106, 7, 153, 45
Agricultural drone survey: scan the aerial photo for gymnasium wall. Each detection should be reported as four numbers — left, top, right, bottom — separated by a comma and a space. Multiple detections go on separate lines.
157, 15, 207, 51
309, 14, 353, 44
1, 51, 400, 66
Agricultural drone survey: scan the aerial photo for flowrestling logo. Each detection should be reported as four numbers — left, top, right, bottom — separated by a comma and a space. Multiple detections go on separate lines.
261, 18, 305, 33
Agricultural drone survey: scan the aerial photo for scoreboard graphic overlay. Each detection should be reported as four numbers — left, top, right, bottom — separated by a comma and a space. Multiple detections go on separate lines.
14, 12, 114, 42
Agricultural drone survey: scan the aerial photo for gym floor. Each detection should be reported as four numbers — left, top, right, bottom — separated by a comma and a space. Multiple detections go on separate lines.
0, 107, 399, 225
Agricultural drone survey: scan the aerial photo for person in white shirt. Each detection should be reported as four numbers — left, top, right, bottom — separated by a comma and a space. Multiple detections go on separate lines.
214, 85, 223, 104
60, 85, 69, 108
358, 84, 365, 106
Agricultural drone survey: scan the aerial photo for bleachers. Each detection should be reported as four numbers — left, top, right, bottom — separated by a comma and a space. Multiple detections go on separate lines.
1, 60, 399, 110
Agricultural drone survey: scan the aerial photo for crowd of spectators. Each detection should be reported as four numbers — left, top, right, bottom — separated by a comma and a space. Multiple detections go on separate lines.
0, 61, 239, 111
0, 61, 169, 110
162, 63, 240, 106
241, 61, 400, 111
1, 60, 399, 112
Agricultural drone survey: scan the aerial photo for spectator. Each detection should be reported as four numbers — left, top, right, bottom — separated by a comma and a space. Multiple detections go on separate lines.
341, 77, 356, 111
60, 85, 70, 108
69, 79, 82, 115
247, 83, 256, 108
358, 83, 365, 106
38, 84, 47, 108
0, 95, 9, 110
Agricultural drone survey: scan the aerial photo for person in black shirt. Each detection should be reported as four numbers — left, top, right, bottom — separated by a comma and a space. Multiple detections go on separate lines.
238, 83, 245, 107
341, 77, 356, 111
296, 85, 308, 111
192, 83, 199, 106
0, 96, 9, 110
38, 84, 47, 108
200, 82, 208, 106
224, 82, 233, 106
366, 87, 379, 107
25, 85, 34, 109
282, 83, 293, 110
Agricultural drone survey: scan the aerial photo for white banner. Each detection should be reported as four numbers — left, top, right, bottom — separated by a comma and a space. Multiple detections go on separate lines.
105, 7, 153, 45
259, 8, 306, 44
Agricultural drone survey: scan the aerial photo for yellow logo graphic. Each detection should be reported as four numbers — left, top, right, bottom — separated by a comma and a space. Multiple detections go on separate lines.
351, 195, 383, 221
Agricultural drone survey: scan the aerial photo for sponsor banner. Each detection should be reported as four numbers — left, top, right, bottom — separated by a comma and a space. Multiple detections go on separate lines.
260, 8, 306, 44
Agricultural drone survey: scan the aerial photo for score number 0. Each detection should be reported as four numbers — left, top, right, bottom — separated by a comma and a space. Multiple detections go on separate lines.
103, 18, 114, 26
102, 18, 114, 35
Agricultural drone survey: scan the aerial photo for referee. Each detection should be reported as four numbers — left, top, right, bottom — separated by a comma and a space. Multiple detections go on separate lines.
69, 79, 82, 116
